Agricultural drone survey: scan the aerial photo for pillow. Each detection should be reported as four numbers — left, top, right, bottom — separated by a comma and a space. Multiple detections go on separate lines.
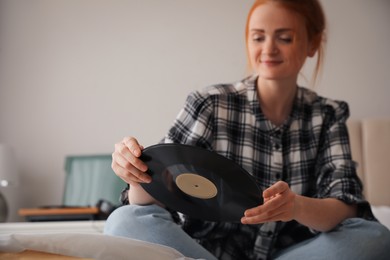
371, 206, 390, 230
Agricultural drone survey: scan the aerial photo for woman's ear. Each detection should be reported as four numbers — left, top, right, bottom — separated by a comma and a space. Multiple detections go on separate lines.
308, 46, 317, 57
308, 34, 322, 57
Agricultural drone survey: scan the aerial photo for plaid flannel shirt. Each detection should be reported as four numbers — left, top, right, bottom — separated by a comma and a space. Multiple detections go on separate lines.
158, 75, 369, 260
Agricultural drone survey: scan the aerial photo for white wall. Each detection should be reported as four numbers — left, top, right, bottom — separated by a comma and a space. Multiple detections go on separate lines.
0, 0, 389, 221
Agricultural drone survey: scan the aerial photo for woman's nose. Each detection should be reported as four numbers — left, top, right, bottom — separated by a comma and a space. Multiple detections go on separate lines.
263, 39, 278, 55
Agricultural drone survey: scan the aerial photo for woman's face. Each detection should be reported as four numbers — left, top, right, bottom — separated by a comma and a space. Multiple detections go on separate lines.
247, 3, 315, 82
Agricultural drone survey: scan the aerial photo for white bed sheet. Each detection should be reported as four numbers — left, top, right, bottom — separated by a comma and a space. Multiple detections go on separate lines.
0, 233, 200, 260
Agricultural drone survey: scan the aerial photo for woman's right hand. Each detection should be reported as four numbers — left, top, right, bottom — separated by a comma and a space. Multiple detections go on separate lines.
111, 136, 151, 186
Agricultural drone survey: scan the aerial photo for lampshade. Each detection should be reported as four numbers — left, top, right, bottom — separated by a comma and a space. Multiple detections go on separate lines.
0, 144, 20, 187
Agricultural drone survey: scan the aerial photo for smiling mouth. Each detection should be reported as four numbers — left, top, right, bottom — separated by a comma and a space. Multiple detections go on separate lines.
262, 60, 282, 64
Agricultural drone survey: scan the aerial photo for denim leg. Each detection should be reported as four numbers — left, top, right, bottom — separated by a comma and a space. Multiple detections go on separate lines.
104, 205, 217, 260
274, 218, 390, 260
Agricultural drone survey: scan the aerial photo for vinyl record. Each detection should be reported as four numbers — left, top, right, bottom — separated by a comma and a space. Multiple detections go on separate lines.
140, 143, 262, 222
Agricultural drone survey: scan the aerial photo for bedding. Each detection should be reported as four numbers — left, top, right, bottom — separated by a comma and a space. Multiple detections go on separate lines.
0, 233, 198, 260
0, 207, 388, 260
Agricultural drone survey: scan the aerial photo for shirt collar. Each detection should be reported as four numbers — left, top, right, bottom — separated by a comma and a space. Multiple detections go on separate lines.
242, 75, 316, 134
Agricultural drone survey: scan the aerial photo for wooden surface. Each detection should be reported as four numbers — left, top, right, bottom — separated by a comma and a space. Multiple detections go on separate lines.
18, 207, 99, 216
0, 250, 92, 259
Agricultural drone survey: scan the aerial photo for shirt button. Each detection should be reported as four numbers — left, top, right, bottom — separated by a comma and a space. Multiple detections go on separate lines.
275, 173, 281, 179
275, 143, 280, 150
267, 231, 273, 236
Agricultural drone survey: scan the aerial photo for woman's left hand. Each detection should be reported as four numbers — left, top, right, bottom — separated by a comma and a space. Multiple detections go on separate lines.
241, 181, 296, 225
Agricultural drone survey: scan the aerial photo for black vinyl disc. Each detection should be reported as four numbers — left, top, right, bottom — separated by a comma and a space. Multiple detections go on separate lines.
139, 143, 263, 222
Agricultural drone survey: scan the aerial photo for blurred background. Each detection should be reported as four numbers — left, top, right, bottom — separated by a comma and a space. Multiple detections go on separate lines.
0, 0, 389, 221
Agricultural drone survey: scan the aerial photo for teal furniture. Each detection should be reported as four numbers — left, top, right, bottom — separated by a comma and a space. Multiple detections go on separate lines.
63, 154, 125, 207
20, 154, 125, 221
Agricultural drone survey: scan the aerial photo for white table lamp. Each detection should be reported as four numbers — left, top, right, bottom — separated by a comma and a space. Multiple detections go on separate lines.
0, 144, 20, 222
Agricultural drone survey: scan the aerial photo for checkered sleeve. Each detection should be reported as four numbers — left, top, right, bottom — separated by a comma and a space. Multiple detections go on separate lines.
162, 90, 214, 149
315, 101, 366, 205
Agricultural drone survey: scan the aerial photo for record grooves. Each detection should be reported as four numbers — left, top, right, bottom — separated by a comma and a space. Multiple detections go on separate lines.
140, 143, 263, 222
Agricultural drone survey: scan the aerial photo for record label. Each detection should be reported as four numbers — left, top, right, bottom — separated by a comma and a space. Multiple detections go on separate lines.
176, 173, 218, 199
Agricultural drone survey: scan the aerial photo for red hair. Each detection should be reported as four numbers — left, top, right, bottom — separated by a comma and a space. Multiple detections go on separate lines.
245, 0, 326, 84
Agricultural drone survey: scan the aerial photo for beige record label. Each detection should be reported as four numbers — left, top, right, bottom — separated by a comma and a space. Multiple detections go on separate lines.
175, 173, 218, 199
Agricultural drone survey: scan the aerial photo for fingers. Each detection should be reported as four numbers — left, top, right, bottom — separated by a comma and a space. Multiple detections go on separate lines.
241, 209, 290, 224
115, 141, 147, 172
242, 194, 285, 223
241, 181, 295, 224
122, 136, 143, 157
112, 152, 151, 183
262, 181, 289, 200
111, 137, 151, 184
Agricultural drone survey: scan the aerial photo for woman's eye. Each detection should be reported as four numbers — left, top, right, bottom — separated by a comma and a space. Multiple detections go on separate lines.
279, 36, 293, 43
252, 35, 265, 42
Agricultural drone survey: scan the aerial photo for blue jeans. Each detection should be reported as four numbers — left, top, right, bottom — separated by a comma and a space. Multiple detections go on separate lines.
104, 205, 390, 260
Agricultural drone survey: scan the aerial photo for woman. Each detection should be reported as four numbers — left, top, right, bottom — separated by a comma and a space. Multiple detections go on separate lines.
105, 0, 390, 259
